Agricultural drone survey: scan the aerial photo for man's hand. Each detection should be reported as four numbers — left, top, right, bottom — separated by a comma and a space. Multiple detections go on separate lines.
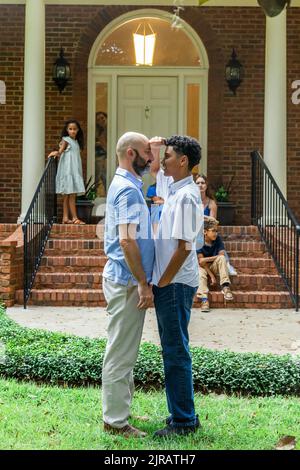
152, 196, 165, 205
137, 282, 153, 309
149, 136, 166, 152
209, 273, 216, 285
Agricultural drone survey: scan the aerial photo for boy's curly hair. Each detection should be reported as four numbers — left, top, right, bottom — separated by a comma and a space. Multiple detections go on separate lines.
165, 135, 201, 170
204, 219, 219, 231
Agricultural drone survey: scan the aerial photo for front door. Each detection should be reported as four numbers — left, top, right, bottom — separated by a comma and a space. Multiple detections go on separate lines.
117, 76, 178, 193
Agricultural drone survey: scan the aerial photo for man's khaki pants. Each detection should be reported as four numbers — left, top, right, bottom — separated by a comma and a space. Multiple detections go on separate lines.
197, 254, 230, 297
102, 278, 146, 428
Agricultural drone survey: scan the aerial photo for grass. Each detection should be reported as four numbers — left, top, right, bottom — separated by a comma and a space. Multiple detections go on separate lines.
1, 378, 300, 450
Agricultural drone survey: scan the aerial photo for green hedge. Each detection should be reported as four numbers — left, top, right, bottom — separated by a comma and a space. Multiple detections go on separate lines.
1, 304, 300, 396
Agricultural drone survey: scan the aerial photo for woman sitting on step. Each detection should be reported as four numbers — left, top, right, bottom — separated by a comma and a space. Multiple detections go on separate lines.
195, 173, 237, 276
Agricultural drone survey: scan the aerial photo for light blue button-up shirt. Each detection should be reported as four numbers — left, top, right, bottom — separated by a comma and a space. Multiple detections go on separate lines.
103, 167, 155, 286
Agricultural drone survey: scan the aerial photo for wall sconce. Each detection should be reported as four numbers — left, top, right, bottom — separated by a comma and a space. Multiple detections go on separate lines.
225, 49, 244, 95
133, 23, 156, 66
53, 48, 71, 93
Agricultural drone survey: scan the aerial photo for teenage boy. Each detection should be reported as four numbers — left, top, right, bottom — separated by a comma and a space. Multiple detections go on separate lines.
197, 219, 234, 312
151, 135, 203, 438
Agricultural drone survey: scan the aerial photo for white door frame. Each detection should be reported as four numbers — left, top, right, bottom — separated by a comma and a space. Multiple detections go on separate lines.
87, 9, 209, 211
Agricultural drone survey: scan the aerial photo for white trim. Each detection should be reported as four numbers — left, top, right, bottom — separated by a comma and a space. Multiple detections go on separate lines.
5, 0, 300, 7
88, 9, 209, 70
2, 0, 287, 6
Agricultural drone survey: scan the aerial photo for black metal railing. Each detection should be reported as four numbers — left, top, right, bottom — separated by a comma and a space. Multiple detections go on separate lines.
251, 150, 300, 311
22, 157, 57, 308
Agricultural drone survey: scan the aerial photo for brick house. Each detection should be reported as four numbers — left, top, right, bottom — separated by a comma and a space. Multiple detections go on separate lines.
0, 0, 298, 308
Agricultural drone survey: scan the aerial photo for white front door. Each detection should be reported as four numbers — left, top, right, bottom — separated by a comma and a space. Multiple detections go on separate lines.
118, 76, 178, 139
117, 76, 178, 192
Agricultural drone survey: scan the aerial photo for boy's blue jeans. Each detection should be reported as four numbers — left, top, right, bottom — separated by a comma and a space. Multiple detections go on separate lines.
153, 283, 198, 427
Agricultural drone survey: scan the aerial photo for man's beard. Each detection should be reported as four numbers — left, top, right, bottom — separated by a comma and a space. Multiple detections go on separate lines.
132, 152, 151, 177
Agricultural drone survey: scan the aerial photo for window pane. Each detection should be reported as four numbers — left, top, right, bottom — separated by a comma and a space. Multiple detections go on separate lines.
187, 83, 200, 176
95, 18, 200, 67
186, 83, 200, 140
95, 83, 108, 197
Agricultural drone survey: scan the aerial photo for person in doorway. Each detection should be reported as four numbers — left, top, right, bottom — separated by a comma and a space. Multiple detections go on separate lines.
197, 219, 234, 312
102, 131, 154, 438
152, 135, 203, 438
48, 119, 86, 225
95, 111, 107, 196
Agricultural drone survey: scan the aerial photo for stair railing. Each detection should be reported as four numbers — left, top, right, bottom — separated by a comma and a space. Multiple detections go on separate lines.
251, 150, 300, 311
22, 157, 57, 309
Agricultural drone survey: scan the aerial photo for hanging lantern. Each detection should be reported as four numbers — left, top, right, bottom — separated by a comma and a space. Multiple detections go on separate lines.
52, 48, 71, 93
133, 23, 156, 66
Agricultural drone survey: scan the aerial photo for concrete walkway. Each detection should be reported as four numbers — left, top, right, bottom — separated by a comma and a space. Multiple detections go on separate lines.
6, 305, 300, 356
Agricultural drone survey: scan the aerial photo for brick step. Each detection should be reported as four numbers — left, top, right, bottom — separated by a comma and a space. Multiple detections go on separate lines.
209, 274, 285, 292
193, 291, 293, 309
225, 250, 270, 259
15, 288, 292, 309
218, 226, 261, 240
229, 257, 277, 274
44, 239, 268, 257
39, 255, 107, 272
223, 240, 266, 253
15, 289, 106, 307
44, 239, 104, 256
34, 272, 103, 289
34, 271, 284, 292
50, 224, 103, 239
38, 255, 276, 275
49, 224, 261, 241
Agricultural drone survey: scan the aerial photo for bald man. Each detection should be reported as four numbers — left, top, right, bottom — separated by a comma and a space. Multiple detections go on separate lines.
102, 132, 154, 437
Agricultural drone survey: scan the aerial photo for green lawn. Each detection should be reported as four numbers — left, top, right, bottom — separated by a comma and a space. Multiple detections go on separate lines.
0, 378, 300, 450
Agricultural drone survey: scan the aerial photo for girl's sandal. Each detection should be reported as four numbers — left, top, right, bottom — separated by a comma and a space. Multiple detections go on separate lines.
62, 219, 73, 224
72, 218, 86, 225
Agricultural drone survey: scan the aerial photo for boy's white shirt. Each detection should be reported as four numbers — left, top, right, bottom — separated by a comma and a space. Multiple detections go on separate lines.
156, 168, 173, 200
152, 176, 203, 288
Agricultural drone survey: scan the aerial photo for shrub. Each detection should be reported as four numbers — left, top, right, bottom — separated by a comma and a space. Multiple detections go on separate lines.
1, 305, 300, 395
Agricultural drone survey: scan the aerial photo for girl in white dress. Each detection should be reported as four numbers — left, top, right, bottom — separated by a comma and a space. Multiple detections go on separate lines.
48, 119, 86, 224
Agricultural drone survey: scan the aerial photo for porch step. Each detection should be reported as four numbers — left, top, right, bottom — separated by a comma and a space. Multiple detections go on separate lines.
16, 289, 106, 307
43, 238, 267, 258
39, 255, 107, 272
209, 274, 285, 292
194, 291, 293, 309
50, 224, 102, 239
44, 239, 104, 256
35, 272, 103, 289
15, 289, 292, 309
227, 257, 278, 274
34, 271, 284, 292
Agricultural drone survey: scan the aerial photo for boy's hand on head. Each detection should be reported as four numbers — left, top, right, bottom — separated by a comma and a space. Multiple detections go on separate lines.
149, 136, 166, 152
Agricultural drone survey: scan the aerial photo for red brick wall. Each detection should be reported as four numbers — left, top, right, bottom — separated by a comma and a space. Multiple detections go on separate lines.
1, 5, 299, 225
287, 8, 300, 221
0, 5, 24, 223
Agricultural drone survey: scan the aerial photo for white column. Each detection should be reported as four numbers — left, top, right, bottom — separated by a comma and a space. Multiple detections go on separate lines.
263, 8, 287, 197
20, 0, 45, 221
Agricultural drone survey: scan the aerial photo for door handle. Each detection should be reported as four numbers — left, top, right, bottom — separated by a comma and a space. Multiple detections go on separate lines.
145, 105, 150, 119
